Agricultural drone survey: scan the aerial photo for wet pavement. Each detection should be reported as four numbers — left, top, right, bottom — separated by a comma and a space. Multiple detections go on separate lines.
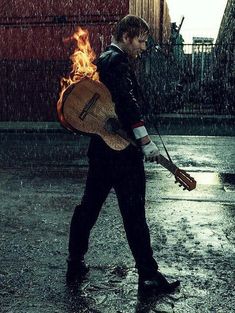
0, 133, 235, 313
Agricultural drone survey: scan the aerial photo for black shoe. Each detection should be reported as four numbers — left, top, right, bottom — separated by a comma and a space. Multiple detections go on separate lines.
138, 270, 180, 295
66, 258, 90, 284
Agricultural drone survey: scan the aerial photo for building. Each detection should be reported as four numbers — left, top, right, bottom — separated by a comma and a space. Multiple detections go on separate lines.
0, 0, 172, 121
191, 37, 214, 83
213, 0, 235, 113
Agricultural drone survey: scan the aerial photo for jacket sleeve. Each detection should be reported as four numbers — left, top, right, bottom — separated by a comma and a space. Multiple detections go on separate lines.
100, 54, 144, 131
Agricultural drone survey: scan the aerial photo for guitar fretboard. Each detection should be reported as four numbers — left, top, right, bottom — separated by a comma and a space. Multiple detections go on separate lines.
158, 154, 178, 175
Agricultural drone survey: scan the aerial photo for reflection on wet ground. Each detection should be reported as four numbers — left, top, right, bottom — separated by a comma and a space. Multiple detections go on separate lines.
192, 172, 235, 187
146, 170, 235, 198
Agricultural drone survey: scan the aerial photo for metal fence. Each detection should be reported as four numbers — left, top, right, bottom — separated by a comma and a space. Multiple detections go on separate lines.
137, 43, 235, 115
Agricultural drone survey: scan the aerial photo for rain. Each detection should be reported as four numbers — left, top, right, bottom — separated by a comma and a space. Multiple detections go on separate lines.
0, 0, 234, 312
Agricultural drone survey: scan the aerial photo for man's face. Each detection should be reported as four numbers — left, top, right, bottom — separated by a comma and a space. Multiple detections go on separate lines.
123, 33, 148, 59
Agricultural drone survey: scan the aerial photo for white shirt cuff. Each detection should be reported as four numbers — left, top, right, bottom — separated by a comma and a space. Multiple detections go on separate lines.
133, 126, 148, 139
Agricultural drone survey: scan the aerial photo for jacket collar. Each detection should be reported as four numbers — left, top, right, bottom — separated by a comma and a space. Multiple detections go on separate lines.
106, 44, 127, 56
110, 43, 124, 53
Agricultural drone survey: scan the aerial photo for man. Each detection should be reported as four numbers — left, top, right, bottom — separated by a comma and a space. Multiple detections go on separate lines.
66, 15, 180, 294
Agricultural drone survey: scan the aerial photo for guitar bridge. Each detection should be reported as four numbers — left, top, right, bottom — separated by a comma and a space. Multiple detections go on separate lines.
79, 93, 100, 120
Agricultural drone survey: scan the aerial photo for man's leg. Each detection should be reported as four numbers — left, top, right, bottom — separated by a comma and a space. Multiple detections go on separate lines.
113, 158, 158, 277
67, 158, 112, 280
113, 158, 180, 293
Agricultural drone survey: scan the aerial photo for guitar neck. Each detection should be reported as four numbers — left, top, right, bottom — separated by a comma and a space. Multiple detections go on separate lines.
158, 154, 178, 175
115, 131, 178, 175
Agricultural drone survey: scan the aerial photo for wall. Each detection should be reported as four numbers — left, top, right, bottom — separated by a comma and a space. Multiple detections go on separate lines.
0, 0, 172, 121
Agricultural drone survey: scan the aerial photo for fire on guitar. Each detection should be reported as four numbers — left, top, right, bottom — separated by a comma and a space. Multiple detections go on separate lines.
57, 77, 196, 192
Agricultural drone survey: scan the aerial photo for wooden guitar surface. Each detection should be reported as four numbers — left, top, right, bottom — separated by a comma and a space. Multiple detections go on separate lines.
58, 78, 130, 151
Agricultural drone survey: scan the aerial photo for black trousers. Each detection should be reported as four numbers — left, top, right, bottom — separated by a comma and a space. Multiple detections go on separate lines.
68, 154, 158, 277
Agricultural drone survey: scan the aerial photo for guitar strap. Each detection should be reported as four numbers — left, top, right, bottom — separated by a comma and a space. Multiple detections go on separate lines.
153, 123, 173, 164
131, 65, 174, 164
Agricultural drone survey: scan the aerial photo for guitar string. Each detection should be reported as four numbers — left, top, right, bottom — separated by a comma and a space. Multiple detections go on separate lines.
69, 105, 127, 141
76, 108, 126, 139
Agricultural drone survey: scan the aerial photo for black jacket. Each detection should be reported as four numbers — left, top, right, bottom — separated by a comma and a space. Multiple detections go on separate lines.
87, 45, 144, 161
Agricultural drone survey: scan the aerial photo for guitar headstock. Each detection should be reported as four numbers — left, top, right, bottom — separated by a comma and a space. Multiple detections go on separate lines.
175, 168, 197, 191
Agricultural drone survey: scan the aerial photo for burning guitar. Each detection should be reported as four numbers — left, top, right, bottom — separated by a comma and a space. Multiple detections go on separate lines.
57, 78, 196, 191
57, 28, 196, 192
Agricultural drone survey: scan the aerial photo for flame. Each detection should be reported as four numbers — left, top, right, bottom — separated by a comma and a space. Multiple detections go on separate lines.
57, 27, 99, 112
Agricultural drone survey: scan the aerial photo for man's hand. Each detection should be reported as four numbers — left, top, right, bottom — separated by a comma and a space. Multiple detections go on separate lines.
131, 123, 160, 162
141, 140, 160, 162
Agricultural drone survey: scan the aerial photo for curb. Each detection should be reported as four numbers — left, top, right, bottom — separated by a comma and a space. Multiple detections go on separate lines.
0, 114, 234, 136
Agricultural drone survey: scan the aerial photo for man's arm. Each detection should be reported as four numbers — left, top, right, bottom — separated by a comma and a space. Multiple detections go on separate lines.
108, 56, 160, 161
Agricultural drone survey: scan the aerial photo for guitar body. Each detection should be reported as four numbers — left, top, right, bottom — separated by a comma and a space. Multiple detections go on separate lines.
57, 77, 130, 151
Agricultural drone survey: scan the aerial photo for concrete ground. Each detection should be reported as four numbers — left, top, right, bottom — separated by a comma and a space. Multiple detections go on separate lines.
0, 131, 234, 313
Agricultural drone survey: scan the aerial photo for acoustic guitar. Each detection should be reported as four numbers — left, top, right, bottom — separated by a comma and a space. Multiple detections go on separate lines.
57, 77, 196, 191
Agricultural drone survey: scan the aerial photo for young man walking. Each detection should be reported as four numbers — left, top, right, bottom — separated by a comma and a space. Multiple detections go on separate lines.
66, 14, 180, 294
